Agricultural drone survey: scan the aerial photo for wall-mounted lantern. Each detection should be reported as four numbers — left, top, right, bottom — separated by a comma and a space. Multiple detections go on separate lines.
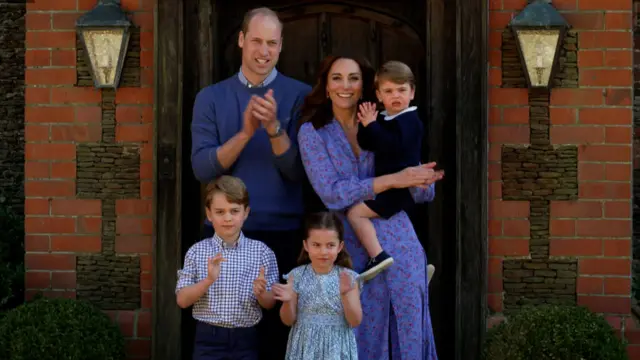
509, 0, 570, 89
76, 0, 131, 89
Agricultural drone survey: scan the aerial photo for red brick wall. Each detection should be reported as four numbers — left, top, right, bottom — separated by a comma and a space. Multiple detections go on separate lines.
489, 0, 636, 356
24, 1, 154, 359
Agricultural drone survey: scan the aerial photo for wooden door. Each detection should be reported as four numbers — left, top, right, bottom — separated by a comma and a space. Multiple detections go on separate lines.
162, 0, 487, 359
218, 4, 426, 99
211, 0, 455, 355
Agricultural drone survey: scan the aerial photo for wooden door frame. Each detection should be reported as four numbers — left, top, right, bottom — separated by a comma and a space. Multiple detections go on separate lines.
153, 0, 487, 359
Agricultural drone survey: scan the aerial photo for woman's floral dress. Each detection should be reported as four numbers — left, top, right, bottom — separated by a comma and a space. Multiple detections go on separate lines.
298, 120, 439, 360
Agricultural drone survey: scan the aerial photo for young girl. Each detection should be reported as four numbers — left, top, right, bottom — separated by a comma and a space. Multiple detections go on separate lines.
272, 212, 362, 360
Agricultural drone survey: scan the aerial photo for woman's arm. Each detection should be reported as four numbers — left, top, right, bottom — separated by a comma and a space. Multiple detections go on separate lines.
298, 123, 403, 210
410, 182, 436, 204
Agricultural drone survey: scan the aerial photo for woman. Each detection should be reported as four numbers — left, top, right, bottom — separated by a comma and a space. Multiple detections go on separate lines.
297, 55, 440, 360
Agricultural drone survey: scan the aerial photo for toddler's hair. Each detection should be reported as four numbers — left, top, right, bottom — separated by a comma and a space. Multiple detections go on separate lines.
375, 60, 415, 89
298, 212, 353, 269
204, 175, 249, 208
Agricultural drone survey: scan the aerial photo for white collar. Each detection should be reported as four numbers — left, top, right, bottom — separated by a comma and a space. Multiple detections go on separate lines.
380, 106, 417, 121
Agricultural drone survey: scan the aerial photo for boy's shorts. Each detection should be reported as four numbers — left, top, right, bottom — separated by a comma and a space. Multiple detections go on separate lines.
364, 188, 415, 219
193, 321, 258, 360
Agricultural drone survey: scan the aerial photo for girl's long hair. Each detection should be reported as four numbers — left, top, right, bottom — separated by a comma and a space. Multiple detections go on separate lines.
297, 55, 377, 130
297, 212, 353, 269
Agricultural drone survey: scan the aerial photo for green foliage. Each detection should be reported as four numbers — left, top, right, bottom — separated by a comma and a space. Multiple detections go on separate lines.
0, 298, 126, 360
0, 204, 24, 310
483, 305, 628, 360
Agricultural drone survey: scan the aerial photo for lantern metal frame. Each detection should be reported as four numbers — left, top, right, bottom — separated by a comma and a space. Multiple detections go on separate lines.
509, 0, 570, 89
76, 0, 132, 89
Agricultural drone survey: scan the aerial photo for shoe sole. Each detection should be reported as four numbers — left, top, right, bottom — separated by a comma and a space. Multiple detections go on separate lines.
360, 258, 394, 282
427, 264, 435, 285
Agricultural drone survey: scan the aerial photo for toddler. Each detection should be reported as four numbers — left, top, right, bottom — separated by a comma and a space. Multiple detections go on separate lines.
348, 60, 439, 281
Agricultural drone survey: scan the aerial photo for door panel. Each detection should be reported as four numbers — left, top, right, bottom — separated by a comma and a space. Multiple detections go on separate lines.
329, 16, 378, 64
279, 15, 320, 85
219, 5, 425, 86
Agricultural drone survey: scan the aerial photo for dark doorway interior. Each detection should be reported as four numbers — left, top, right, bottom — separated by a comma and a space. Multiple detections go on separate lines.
179, 1, 457, 359
156, 0, 487, 358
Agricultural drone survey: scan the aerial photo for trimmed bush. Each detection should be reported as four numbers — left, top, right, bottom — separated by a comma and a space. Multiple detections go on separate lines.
483, 304, 628, 360
0, 297, 125, 360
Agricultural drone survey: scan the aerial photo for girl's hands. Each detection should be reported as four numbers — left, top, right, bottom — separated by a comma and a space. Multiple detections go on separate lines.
339, 271, 356, 295
272, 274, 296, 302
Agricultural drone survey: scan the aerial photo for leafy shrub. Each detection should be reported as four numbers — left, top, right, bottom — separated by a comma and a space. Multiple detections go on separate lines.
483, 304, 628, 360
0, 204, 24, 310
0, 298, 125, 360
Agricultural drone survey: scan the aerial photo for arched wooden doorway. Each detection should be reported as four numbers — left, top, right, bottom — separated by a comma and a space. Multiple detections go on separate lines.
220, 3, 425, 87
156, 0, 487, 358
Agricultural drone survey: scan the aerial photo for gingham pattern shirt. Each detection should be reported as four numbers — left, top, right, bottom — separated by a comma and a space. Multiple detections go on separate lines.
175, 232, 279, 327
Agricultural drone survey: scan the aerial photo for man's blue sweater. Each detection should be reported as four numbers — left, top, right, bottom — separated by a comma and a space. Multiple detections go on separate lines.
191, 71, 311, 231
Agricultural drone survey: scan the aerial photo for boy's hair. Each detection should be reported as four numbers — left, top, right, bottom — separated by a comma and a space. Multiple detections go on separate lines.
205, 176, 249, 208
297, 212, 353, 269
374, 60, 415, 89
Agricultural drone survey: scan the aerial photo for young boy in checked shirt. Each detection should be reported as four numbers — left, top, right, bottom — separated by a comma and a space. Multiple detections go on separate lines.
176, 175, 279, 360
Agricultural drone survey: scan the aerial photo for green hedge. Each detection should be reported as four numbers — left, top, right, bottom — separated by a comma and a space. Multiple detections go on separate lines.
483, 304, 628, 360
0, 298, 125, 360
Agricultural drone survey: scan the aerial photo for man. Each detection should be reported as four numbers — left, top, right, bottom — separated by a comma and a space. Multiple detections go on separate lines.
190, 7, 311, 360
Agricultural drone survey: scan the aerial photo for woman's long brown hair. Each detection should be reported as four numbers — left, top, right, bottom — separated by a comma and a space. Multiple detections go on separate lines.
297, 212, 353, 269
298, 55, 377, 130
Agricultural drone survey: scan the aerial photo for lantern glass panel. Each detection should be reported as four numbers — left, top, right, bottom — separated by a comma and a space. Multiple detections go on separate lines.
81, 27, 126, 87
515, 28, 561, 88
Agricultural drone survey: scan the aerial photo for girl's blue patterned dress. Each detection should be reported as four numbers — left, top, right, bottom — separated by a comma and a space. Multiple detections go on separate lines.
298, 120, 439, 360
284, 264, 360, 360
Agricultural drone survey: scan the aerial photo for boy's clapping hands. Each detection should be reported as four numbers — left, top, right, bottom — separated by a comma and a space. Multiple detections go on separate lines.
253, 266, 267, 297
253, 265, 276, 309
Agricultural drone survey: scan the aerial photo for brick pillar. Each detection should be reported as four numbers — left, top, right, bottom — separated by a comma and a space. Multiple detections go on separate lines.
24, 0, 154, 359
489, 0, 634, 355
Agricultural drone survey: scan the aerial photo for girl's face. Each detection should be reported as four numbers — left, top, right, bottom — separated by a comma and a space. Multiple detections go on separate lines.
326, 58, 363, 110
303, 228, 344, 272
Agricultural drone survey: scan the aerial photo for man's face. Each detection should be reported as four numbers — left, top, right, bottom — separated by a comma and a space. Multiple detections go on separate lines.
238, 14, 282, 81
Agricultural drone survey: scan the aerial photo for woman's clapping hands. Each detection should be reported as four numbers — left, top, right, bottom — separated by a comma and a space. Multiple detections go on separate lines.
395, 162, 444, 189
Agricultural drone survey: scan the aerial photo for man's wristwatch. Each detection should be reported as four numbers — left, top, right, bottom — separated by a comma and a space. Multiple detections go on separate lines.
267, 121, 284, 138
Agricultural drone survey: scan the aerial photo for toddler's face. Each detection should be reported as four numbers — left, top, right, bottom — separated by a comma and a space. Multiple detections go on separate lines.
303, 229, 344, 271
205, 193, 249, 240
376, 80, 415, 116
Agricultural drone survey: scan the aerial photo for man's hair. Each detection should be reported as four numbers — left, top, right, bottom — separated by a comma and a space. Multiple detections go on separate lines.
205, 176, 249, 208
241, 7, 283, 35
374, 61, 415, 89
